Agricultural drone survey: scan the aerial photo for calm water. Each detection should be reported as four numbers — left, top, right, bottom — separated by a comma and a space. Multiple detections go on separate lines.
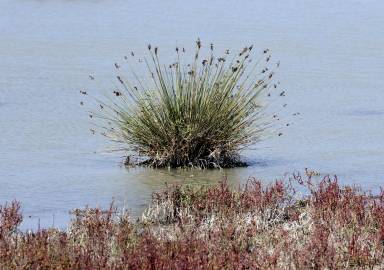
1, 0, 383, 229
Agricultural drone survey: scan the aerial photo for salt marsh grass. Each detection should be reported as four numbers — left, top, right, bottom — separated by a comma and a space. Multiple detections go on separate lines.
2, 175, 384, 269
85, 40, 284, 168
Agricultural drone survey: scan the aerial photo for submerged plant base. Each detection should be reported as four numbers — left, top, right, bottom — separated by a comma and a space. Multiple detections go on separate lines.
127, 154, 248, 169
2, 175, 384, 269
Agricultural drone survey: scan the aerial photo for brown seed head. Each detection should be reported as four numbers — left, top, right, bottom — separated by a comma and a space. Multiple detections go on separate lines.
196, 38, 201, 49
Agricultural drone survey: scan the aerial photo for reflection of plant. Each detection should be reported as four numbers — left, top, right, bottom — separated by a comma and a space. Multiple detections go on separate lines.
86, 40, 283, 168
2, 175, 384, 268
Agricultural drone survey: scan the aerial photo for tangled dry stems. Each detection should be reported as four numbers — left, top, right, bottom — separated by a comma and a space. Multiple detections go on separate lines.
1, 175, 384, 269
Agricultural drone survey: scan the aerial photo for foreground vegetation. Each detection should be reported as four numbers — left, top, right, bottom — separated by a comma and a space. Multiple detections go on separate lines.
85, 40, 284, 168
2, 175, 384, 269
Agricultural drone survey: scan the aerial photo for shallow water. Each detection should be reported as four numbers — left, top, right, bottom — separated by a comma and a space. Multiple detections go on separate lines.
1, 0, 384, 229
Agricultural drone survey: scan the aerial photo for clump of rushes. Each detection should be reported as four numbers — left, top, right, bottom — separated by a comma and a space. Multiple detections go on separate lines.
85, 40, 284, 168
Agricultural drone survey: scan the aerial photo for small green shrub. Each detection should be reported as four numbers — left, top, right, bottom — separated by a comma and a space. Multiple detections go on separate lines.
87, 40, 280, 168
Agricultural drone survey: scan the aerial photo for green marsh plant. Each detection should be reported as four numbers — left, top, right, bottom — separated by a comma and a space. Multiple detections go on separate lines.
84, 40, 285, 168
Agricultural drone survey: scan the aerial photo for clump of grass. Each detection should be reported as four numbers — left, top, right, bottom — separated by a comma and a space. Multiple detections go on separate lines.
1, 176, 384, 269
86, 40, 283, 168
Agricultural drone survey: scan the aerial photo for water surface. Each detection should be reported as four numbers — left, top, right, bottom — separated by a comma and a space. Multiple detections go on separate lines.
1, 0, 384, 229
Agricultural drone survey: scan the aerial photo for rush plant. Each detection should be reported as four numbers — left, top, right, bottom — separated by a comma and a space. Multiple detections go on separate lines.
87, 40, 281, 168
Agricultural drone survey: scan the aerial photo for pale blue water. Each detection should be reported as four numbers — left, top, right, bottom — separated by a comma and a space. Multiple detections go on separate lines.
0, 0, 383, 229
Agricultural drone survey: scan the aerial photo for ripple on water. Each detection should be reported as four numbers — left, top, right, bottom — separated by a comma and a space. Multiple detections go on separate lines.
350, 109, 384, 117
